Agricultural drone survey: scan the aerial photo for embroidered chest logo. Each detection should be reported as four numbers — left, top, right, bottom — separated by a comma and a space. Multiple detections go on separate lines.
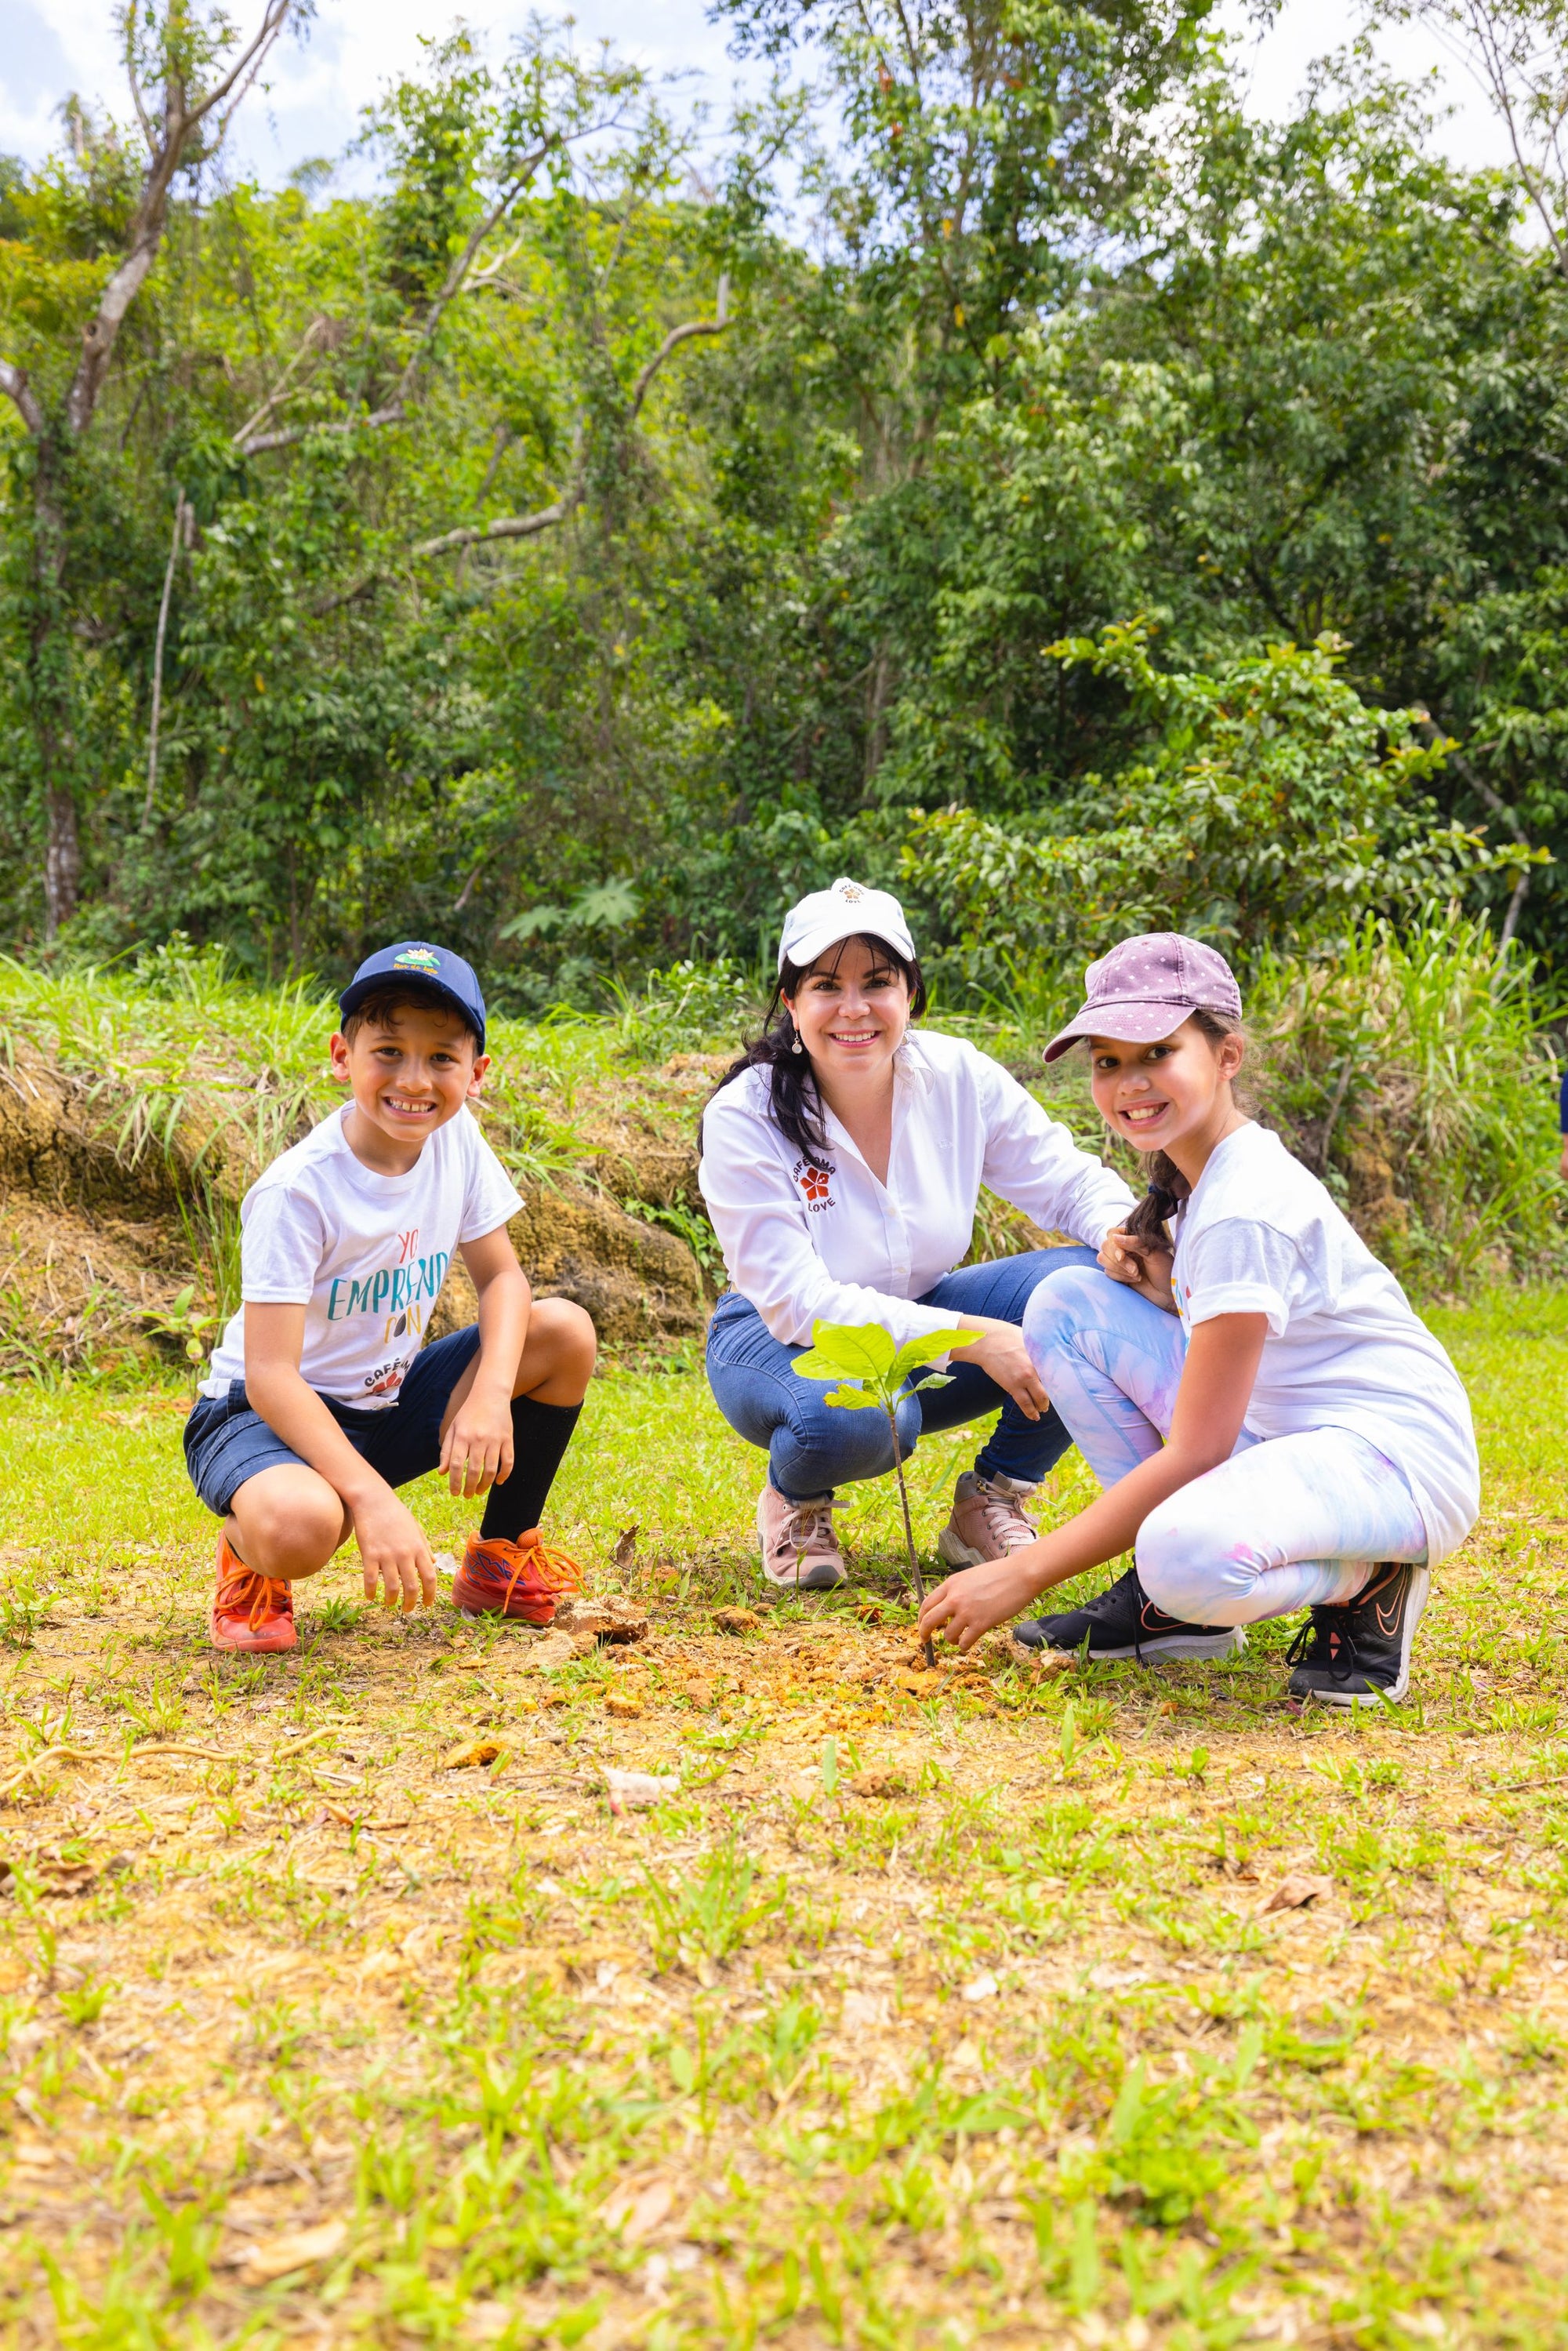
793, 1157, 837, 1211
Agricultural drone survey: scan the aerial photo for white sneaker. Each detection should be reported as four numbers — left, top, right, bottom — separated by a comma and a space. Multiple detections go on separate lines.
755, 1483, 848, 1590
937, 1470, 1040, 1568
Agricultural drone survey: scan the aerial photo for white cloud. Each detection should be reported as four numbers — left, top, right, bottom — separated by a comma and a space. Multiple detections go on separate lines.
0, 0, 1519, 186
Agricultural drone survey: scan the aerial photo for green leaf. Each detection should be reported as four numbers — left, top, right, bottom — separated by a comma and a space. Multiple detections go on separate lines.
793, 1320, 898, 1386
823, 1384, 881, 1410
916, 1372, 955, 1390
887, 1328, 975, 1386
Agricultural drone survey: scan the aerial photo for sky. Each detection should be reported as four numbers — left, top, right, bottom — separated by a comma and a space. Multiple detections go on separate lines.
0, 0, 1517, 192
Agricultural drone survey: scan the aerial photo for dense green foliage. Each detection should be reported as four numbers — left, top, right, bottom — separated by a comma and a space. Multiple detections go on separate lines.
2, 2, 1567, 1007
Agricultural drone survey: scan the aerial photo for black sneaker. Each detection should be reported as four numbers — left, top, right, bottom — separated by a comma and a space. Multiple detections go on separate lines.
1285, 1562, 1430, 1706
1014, 1564, 1246, 1662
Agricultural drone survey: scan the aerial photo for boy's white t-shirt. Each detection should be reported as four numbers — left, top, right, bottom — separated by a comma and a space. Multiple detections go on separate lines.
202, 1104, 523, 1408
1171, 1121, 1479, 1562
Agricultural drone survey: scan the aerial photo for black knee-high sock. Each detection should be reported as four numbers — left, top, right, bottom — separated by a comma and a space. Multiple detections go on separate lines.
481, 1397, 583, 1543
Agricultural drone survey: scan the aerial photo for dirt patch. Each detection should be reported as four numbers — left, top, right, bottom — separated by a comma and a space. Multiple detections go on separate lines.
0, 1039, 707, 1373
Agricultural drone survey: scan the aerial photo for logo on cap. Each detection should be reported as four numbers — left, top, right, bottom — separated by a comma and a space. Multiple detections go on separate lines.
394, 947, 441, 973
838, 883, 863, 903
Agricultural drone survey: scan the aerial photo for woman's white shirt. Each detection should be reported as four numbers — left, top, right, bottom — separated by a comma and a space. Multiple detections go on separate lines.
1172, 1121, 1479, 1561
699, 1030, 1136, 1349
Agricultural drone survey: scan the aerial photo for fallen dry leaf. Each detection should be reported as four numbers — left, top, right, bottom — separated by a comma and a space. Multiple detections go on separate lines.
603, 2176, 677, 2244
604, 1768, 677, 1811
713, 1606, 761, 1635
238, 2218, 347, 2281
1260, 1873, 1334, 1914
440, 1738, 507, 1771
612, 1524, 639, 1572
849, 1769, 909, 1799
604, 1692, 644, 1721
892, 1669, 943, 1699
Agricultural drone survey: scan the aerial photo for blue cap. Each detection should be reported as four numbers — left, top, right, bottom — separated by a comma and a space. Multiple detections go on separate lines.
338, 941, 488, 1052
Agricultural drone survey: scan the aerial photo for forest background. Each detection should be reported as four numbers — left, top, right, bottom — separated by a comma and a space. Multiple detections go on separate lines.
4, 0, 1568, 1306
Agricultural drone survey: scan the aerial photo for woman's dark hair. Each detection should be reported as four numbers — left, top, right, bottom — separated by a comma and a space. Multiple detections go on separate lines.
704, 932, 927, 1170
1120, 1008, 1245, 1245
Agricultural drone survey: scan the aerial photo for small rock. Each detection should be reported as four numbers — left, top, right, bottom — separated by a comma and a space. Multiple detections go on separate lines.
960, 1971, 1000, 2003
440, 1738, 507, 1771
555, 1595, 649, 1644
605, 1692, 644, 1720
848, 1769, 909, 1799
238, 2218, 347, 2281
604, 1768, 677, 1811
1259, 1873, 1334, 1915
713, 1606, 761, 1635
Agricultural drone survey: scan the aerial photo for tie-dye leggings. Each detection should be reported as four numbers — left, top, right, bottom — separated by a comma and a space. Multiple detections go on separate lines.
1021, 1263, 1428, 1627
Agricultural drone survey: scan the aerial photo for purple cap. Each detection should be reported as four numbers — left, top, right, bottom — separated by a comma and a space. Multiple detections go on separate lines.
1043, 932, 1242, 1063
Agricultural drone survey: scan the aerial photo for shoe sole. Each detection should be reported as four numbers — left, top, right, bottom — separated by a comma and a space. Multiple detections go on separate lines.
1293, 1567, 1430, 1707
209, 1608, 295, 1654
1015, 1623, 1247, 1661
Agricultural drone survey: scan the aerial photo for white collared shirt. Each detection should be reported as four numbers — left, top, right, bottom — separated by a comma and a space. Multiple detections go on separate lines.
698, 1030, 1137, 1347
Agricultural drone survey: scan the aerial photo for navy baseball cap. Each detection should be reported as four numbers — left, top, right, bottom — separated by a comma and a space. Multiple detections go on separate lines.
337, 941, 488, 1052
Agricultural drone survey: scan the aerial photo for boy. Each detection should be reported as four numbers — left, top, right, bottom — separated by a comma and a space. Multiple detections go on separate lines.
183, 941, 597, 1652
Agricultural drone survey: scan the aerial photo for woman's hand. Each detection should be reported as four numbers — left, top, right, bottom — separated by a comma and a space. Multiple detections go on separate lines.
919, 1554, 1046, 1652
956, 1317, 1051, 1422
1098, 1227, 1177, 1314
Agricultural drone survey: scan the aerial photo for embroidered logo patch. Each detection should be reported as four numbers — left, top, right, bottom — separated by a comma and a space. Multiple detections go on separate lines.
837, 883, 863, 902
394, 945, 440, 972
793, 1158, 837, 1211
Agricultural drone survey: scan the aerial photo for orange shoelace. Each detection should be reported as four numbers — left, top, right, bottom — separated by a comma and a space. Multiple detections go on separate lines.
215, 1567, 293, 1630
473, 1535, 584, 1614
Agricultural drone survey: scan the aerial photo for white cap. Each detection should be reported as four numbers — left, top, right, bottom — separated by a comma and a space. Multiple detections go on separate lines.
777, 877, 917, 975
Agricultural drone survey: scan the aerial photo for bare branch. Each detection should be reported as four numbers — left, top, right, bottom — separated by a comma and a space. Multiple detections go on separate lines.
143, 489, 187, 825
625, 282, 731, 427
414, 281, 731, 561
68, 0, 299, 437
238, 402, 405, 458
413, 492, 579, 560
230, 314, 325, 449
0, 359, 44, 438
394, 146, 557, 410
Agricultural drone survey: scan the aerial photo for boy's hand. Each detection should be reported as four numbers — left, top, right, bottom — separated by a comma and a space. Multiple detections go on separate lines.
353, 1488, 436, 1612
439, 1381, 515, 1499
1099, 1227, 1177, 1314
918, 1555, 1044, 1654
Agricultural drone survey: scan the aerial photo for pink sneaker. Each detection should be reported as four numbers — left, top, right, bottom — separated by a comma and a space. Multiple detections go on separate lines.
937, 1470, 1040, 1568
755, 1484, 847, 1591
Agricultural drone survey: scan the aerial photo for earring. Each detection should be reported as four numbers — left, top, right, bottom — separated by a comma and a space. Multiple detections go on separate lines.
789, 1026, 804, 1055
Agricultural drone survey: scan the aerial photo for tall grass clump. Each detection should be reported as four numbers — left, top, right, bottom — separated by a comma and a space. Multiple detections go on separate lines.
1250, 907, 1566, 1289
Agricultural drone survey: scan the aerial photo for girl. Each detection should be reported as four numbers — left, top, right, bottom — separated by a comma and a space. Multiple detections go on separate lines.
699, 878, 1139, 1590
918, 932, 1479, 1704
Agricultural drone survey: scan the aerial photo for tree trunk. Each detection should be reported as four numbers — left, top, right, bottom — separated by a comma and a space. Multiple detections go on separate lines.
31, 446, 78, 939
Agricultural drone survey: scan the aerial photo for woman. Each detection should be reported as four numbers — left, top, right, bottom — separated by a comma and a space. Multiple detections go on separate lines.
698, 877, 1138, 1590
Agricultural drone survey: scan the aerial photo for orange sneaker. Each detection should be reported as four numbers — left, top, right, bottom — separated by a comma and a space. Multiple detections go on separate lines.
209, 1534, 296, 1653
451, 1529, 584, 1625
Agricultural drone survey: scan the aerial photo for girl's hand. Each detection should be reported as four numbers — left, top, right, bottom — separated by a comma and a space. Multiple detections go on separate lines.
1099, 1228, 1177, 1314
918, 1555, 1045, 1653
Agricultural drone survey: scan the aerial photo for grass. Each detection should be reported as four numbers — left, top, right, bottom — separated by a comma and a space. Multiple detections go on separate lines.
0, 1293, 1566, 2342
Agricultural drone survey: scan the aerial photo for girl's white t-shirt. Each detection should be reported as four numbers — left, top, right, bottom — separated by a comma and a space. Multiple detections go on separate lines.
1171, 1121, 1479, 1562
202, 1104, 523, 1408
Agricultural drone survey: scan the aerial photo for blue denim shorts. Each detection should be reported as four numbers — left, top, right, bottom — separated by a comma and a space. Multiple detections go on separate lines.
183, 1324, 483, 1517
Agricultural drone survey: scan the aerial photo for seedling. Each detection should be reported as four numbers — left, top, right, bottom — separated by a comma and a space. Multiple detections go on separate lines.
792, 1319, 975, 1663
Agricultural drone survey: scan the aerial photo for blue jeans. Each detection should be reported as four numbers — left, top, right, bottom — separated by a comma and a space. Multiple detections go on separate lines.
705, 1248, 1097, 1500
